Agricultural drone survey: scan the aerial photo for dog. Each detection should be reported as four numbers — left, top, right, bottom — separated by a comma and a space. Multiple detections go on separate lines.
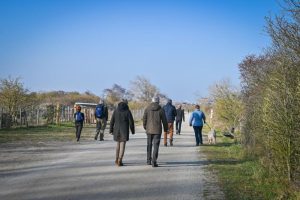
207, 129, 217, 144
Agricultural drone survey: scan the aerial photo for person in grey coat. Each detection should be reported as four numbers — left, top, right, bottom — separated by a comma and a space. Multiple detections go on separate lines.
109, 99, 135, 166
143, 96, 168, 167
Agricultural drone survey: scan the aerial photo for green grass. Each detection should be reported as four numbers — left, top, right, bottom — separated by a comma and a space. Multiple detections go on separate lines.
201, 134, 299, 200
0, 122, 96, 144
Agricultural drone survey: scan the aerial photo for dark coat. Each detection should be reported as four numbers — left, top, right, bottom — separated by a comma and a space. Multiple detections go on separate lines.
110, 102, 135, 142
176, 108, 185, 122
163, 102, 177, 123
143, 102, 168, 134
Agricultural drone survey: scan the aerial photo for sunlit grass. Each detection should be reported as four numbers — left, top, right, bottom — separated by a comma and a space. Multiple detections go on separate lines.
201, 134, 298, 200
0, 123, 96, 144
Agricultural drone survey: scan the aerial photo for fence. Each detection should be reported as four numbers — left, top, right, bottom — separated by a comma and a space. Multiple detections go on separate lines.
0, 106, 145, 129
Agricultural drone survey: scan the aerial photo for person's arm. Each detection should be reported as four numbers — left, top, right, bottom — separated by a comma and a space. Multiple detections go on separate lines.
105, 106, 109, 121
189, 112, 193, 126
161, 109, 168, 132
182, 109, 185, 122
128, 110, 135, 134
109, 111, 115, 134
202, 112, 206, 124
142, 109, 147, 130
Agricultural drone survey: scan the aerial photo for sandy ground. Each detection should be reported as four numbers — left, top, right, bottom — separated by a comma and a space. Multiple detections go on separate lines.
0, 122, 224, 200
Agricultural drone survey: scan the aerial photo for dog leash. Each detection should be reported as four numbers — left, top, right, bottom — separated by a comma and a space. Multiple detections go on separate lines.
205, 122, 212, 130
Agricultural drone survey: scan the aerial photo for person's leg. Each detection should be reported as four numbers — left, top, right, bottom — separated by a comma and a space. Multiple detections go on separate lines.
95, 118, 101, 140
75, 124, 79, 140
163, 131, 168, 146
169, 123, 174, 146
115, 141, 120, 165
77, 124, 83, 141
199, 126, 203, 144
178, 121, 182, 134
147, 134, 153, 164
100, 119, 107, 141
119, 142, 126, 159
175, 120, 179, 134
152, 134, 161, 167
193, 126, 200, 145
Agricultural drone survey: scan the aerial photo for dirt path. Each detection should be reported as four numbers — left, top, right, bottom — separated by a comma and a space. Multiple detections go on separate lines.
0, 122, 224, 200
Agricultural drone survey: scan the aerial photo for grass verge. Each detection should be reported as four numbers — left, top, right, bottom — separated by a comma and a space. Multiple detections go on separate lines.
201, 134, 299, 200
0, 122, 96, 144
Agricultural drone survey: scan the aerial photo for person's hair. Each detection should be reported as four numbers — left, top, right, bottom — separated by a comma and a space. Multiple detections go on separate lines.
122, 98, 128, 104
152, 96, 160, 103
195, 104, 200, 109
76, 105, 81, 111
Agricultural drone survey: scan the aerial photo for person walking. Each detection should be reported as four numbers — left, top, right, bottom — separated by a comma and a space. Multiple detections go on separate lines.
189, 104, 206, 146
143, 96, 168, 167
109, 99, 135, 167
175, 105, 185, 135
94, 99, 108, 141
163, 99, 177, 146
74, 105, 85, 142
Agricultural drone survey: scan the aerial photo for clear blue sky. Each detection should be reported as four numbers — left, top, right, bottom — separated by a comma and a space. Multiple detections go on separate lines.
0, 0, 280, 102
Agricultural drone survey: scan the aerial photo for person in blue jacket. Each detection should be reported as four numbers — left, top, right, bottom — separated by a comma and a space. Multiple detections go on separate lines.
163, 99, 177, 146
74, 105, 85, 142
189, 104, 206, 146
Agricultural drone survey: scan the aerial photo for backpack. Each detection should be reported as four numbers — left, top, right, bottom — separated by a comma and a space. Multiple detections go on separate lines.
95, 104, 104, 118
75, 112, 83, 122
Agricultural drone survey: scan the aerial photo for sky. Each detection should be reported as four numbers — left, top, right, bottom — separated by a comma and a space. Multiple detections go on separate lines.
0, 0, 281, 102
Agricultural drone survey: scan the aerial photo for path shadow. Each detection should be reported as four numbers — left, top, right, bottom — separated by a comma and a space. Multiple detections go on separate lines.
158, 160, 209, 168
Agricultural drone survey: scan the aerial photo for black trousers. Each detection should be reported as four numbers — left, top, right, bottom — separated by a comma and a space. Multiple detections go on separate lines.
147, 134, 161, 163
75, 122, 83, 141
176, 120, 182, 134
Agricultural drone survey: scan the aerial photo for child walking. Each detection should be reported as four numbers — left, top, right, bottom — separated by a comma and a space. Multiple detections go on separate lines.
74, 105, 85, 142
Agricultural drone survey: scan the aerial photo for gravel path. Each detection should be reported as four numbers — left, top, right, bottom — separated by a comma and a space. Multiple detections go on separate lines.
0, 122, 224, 200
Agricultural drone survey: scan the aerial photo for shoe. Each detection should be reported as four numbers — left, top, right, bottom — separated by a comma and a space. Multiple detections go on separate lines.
115, 159, 118, 166
170, 140, 173, 146
152, 162, 158, 167
196, 143, 199, 146
100, 139, 104, 141
117, 159, 123, 167
164, 144, 167, 147
147, 161, 151, 165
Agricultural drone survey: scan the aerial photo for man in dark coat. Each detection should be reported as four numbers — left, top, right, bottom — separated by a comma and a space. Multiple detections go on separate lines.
143, 96, 168, 167
163, 99, 177, 146
175, 105, 185, 135
109, 99, 135, 166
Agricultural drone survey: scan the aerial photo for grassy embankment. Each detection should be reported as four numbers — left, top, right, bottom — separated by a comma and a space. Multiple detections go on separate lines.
201, 130, 300, 200
0, 123, 95, 144
0, 120, 142, 144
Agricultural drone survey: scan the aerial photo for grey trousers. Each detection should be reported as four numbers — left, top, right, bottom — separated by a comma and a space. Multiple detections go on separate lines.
116, 141, 126, 160
95, 118, 107, 140
147, 134, 161, 163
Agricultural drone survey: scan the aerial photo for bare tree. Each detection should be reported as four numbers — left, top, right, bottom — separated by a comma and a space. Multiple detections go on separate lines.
130, 76, 160, 102
103, 84, 130, 106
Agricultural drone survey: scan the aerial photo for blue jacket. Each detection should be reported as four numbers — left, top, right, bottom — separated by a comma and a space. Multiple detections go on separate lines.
74, 111, 85, 123
163, 103, 177, 123
189, 109, 206, 126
